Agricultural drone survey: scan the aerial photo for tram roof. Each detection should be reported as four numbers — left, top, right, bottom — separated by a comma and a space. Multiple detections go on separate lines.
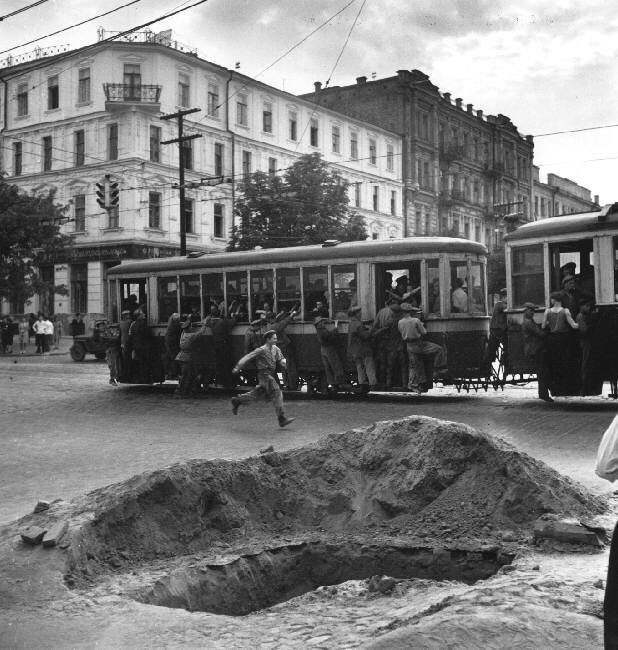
504, 203, 618, 243
107, 237, 487, 276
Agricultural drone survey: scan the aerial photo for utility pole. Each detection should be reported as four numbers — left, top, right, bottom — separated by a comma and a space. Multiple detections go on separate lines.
161, 108, 202, 256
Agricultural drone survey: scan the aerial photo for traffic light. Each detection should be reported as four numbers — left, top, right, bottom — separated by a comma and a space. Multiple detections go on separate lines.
95, 174, 110, 209
109, 180, 120, 207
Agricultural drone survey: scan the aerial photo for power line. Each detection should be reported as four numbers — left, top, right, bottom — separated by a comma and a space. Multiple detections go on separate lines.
325, 0, 367, 88
0, 0, 49, 22
533, 123, 618, 138
0, 0, 143, 57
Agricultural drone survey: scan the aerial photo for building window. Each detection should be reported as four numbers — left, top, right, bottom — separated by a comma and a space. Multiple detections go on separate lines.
74, 194, 86, 231
42, 136, 52, 171
150, 125, 161, 163
184, 199, 194, 234
268, 157, 277, 176
242, 150, 251, 177
182, 138, 193, 170
16, 83, 28, 116
332, 125, 340, 153
386, 144, 394, 171
107, 206, 119, 229
289, 111, 297, 141
207, 83, 219, 117
373, 185, 379, 211
369, 138, 377, 165
310, 118, 319, 147
13, 142, 22, 176
263, 102, 273, 133
70, 264, 88, 314
78, 67, 90, 103
123, 64, 141, 100
418, 111, 430, 140
149, 192, 161, 229
107, 123, 118, 161
236, 94, 248, 126
390, 190, 396, 216
425, 211, 432, 235
214, 203, 224, 238
350, 132, 358, 160
214, 142, 224, 176
178, 73, 190, 107
354, 183, 361, 207
74, 129, 85, 166
47, 75, 59, 110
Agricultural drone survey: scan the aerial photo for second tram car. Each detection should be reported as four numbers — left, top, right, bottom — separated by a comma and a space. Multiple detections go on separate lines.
504, 203, 618, 396
105, 237, 490, 393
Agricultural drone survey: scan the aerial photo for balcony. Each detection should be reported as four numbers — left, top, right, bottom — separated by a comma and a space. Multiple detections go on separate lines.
104, 83, 162, 111
439, 143, 464, 166
439, 188, 465, 206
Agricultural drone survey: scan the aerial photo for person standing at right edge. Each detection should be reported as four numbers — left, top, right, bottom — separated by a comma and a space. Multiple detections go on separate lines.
595, 415, 618, 648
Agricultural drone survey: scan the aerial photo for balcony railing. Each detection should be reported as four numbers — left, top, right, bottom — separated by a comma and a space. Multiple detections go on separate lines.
103, 83, 162, 103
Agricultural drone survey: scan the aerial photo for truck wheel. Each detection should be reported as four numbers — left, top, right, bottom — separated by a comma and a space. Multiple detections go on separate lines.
70, 344, 86, 362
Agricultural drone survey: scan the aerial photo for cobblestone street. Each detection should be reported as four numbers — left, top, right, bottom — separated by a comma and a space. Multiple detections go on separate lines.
1, 350, 616, 525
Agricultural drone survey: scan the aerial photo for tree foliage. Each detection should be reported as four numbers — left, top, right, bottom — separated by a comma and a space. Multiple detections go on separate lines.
228, 153, 367, 250
0, 179, 70, 307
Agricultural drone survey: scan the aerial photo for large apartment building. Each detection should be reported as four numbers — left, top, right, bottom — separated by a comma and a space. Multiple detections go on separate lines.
532, 167, 599, 219
0, 30, 403, 318
301, 69, 535, 251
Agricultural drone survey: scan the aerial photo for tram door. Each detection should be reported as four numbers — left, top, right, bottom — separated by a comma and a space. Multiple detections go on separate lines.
375, 261, 422, 308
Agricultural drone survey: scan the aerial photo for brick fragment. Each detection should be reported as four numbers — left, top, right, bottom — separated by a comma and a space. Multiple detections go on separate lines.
21, 526, 47, 545
33, 500, 50, 513
533, 519, 602, 546
42, 520, 69, 547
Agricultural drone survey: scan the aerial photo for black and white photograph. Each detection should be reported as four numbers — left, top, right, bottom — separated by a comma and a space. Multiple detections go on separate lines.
2, 1, 618, 647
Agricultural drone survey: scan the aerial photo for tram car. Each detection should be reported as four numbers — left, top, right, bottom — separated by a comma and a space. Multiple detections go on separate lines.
105, 237, 490, 393
504, 203, 618, 396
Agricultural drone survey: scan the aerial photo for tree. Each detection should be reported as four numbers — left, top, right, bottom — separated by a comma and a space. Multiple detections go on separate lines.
228, 153, 367, 250
0, 179, 70, 309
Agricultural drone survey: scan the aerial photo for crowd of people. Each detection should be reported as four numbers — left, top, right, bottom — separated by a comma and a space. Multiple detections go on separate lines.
0, 313, 68, 354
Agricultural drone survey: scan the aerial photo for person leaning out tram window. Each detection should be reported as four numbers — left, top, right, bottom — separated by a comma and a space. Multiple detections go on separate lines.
542, 291, 579, 396
521, 303, 552, 402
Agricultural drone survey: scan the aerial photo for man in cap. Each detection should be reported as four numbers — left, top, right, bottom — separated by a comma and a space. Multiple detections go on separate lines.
314, 315, 346, 391
347, 305, 377, 393
371, 299, 407, 389
205, 305, 237, 388
231, 329, 295, 427
398, 303, 443, 394
118, 309, 132, 379
521, 302, 551, 402
483, 287, 508, 374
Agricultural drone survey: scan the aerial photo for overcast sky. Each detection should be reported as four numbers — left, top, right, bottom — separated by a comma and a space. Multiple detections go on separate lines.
2, 0, 617, 203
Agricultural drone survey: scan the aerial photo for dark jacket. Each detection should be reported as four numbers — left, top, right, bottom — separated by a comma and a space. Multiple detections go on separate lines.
315, 321, 339, 348
522, 315, 545, 357
347, 316, 373, 358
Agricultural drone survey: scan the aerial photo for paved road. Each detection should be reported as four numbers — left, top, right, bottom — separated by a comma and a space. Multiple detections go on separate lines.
1, 353, 617, 525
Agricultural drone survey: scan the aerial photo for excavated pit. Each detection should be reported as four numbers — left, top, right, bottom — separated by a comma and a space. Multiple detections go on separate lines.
61, 416, 607, 616
132, 540, 514, 616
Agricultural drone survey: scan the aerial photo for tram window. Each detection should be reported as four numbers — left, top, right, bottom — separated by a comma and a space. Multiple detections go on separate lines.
121, 280, 146, 315
179, 275, 201, 319
549, 239, 594, 295
276, 268, 301, 316
225, 271, 248, 322
332, 264, 357, 318
376, 262, 422, 307
304, 266, 329, 318
426, 259, 441, 315
250, 269, 274, 320
469, 262, 486, 314
511, 245, 544, 308
450, 262, 469, 313
157, 277, 178, 323
202, 273, 224, 316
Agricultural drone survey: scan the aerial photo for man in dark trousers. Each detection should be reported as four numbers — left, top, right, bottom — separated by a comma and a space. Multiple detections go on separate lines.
347, 305, 377, 393
314, 316, 346, 391
205, 306, 236, 388
483, 288, 508, 373
270, 308, 299, 389
521, 302, 552, 402
231, 330, 295, 427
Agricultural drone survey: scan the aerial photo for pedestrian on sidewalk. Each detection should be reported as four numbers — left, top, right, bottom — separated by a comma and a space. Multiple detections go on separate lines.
52, 315, 63, 349
18, 317, 29, 354
231, 330, 295, 427
32, 314, 45, 353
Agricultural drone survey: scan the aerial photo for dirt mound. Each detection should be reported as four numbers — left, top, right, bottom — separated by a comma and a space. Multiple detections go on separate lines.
66, 416, 606, 580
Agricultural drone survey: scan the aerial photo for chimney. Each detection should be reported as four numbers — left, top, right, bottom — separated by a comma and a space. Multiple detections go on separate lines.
455, 98, 463, 109
595, 194, 600, 204
356, 76, 367, 85
466, 103, 473, 114
476, 109, 483, 120
397, 69, 411, 82
443, 92, 451, 103
314, 81, 322, 92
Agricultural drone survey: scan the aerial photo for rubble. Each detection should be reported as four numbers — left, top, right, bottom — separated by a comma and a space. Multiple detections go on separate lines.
533, 519, 603, 546
33, 501, 50, 513
42, 520, 68, 547
20, 526, 46, 545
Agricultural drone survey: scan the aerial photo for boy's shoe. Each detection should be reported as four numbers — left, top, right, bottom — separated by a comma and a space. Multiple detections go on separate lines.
231, 397, 240, 415
278, 416, 296, 428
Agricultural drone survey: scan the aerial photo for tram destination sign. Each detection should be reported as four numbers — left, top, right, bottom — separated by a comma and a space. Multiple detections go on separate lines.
46, 244, 182, 263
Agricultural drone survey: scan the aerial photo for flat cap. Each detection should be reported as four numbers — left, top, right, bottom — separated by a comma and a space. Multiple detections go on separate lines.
523, 302, 536, 310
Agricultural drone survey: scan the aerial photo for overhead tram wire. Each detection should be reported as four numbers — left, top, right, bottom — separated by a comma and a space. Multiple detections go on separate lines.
324, 0, 367, 88
0, 0, 49, 22
533, 123, 618, 137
